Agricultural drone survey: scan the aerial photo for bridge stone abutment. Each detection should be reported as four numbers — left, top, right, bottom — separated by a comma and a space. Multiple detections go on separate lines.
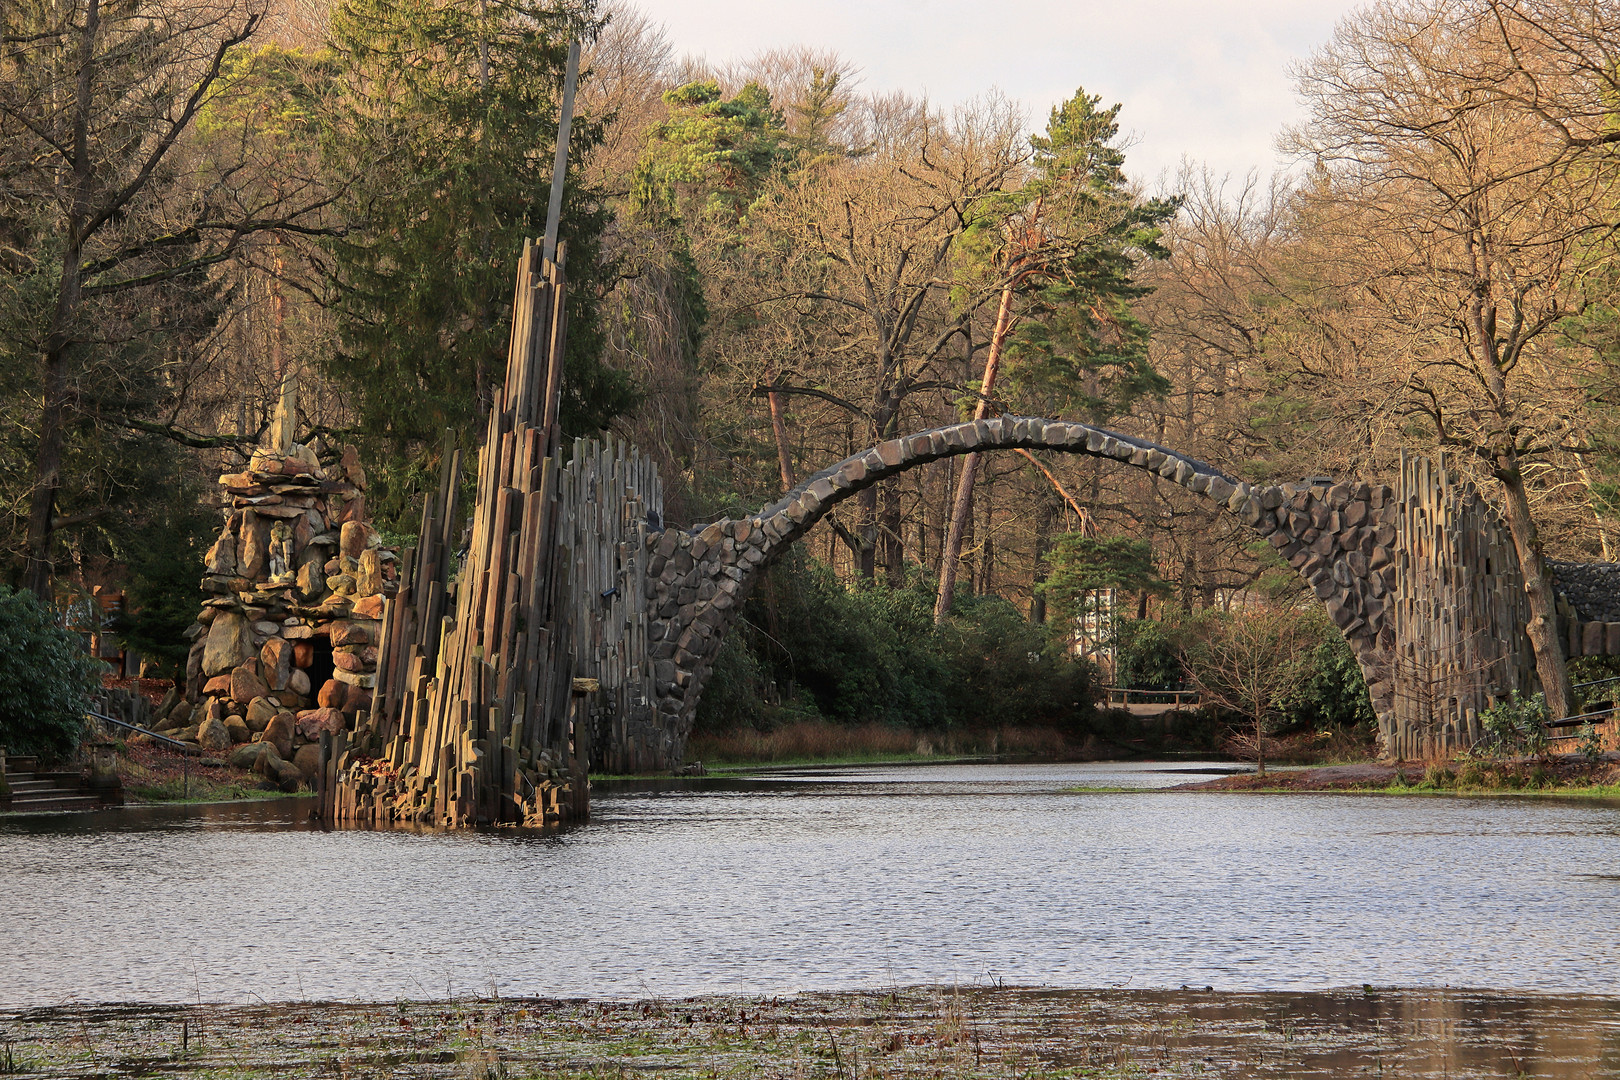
639, 417, 1401, 765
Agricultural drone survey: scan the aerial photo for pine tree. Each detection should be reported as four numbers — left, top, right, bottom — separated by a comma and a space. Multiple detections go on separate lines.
321, 0, 636, 527
631, 79, 794, 224
1004, 91, 1179, 422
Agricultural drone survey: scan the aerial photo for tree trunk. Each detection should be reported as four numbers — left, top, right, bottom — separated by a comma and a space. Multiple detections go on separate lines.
931, 458, 951, 577
1494, 449, 1574, 720
881, 479, 904, 586
936, 451, 978, 615
23, 346, 69, 603
978, 468, 995, 597
25, 0, 99, 603
1254, 713, 1266, 776
1029, 499, 1056, 622
768, 389, 795, 492
266, 226, 297, 455
855, 485, 878, 581
934, 283, 1016, 621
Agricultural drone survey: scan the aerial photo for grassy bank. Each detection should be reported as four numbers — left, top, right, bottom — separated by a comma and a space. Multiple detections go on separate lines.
114, 742, 293, 804
685, 716, 1382, 771
1178, 754, 1620, 798
0, 985, 1600, 1079
686, 721, 1086, 768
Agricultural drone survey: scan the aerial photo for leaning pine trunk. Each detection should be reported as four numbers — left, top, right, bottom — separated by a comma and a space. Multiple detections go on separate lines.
764, 361, 795, 493
934, 282, 1017, 622
1495, 450, 1574, 720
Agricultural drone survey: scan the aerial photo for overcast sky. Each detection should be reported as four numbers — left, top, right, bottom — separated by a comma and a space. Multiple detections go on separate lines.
645, 0, 1365, 188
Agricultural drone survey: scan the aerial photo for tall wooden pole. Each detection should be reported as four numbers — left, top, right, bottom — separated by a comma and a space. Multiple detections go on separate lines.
541, 41, 580, 267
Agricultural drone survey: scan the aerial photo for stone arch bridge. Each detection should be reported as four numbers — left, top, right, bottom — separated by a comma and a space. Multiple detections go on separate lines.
634, 415, 1411, 765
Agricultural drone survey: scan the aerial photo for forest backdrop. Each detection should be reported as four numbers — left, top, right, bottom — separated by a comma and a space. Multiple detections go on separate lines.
5, 0, 1620, 755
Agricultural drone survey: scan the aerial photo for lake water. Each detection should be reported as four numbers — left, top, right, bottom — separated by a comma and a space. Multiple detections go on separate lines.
5, 761, 1620, 1006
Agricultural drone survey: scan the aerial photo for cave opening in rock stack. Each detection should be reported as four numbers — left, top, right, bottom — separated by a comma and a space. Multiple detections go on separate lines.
304, 639, 336, 701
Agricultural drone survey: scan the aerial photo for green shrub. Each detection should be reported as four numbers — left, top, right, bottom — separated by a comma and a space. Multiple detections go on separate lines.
699, 631, 773, 732
695, 553, 1097, 735
1422, 763, 1455, 788
1111, 617, 1183, 690
1479, 690, 1549, 757
0, 586, 99, 760
1578, 722, 1605, 762
936, 593, 1097, 732
1290, 628, 1376, 730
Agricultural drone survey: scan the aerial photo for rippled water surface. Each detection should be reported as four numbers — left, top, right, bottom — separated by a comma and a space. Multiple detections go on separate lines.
5, 761, 1620, 1005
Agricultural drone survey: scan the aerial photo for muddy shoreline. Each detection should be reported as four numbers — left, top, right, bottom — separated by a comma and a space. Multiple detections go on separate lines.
3, 986, 1617, 1079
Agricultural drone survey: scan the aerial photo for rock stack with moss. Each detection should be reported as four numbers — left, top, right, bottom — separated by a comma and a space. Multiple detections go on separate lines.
141, 432, 398, 790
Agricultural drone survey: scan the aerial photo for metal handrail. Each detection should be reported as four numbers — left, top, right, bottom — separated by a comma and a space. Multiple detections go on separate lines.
87, 710, 188, 751
87, 709, 192, 797
1573, 675, 1620, 692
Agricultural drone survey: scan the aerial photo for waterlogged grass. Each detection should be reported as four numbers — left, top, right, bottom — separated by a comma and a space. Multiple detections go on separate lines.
1409, 758, 1619, 794
1376, 774, 1620, 801
0, 986, 1606, 1079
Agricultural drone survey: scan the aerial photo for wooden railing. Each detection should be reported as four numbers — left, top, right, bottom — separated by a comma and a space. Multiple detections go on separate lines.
1104, 688, 1202, 709
1549, 676, 1620, 739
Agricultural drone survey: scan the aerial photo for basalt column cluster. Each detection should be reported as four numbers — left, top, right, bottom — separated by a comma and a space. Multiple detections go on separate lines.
325, 242, 662, 827
1389, 451, 1535, 756
142, 438, 398, 789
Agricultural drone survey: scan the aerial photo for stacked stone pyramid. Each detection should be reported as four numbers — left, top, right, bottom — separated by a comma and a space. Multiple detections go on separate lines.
143, 432, 398, 787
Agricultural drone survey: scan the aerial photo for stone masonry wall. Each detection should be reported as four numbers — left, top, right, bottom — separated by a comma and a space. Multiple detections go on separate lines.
635, 417, 1405, 769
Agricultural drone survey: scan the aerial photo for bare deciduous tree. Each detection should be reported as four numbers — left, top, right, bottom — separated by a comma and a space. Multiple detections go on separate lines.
1, 0, 330, 597
1184, 605, 1317, 775
1285, 0, 1620, 718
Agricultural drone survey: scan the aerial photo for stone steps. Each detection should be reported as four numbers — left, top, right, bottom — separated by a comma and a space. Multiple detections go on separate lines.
1, 765, 105, 814
5, 792, 103, 813
7, 779, 60, 794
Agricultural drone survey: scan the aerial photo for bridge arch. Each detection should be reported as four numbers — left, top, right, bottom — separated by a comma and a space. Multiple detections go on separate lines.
641, 416, 1399, 756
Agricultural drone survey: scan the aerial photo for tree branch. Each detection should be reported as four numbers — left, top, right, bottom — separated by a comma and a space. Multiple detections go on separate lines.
120, 417, 259, 449
750, 382, 869, 419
